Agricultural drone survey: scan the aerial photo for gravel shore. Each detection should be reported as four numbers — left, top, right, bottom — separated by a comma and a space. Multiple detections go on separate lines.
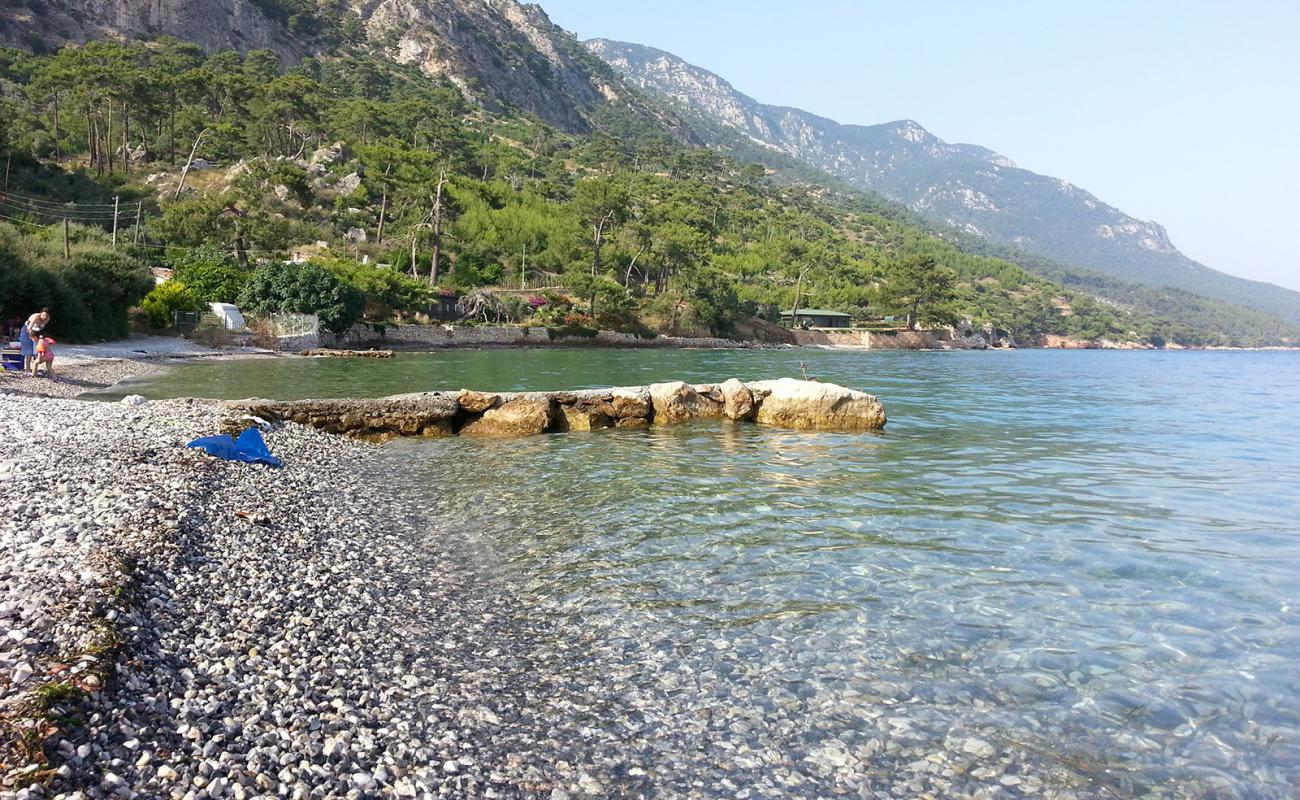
0, 395, 648, 800
0, 362, 162, 400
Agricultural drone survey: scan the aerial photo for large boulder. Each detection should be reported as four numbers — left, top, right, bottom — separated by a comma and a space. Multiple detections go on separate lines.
556, 401, 614, 432
235, 393, 458, 438
746, 379, 886, 431
648, 382, 724, 424
311, 141, 346, 166
460, 396, 555, 436
336, 172, 362, 195
719, 378, 756, 421
458, 390, 500, 414
608, 391, 652, 424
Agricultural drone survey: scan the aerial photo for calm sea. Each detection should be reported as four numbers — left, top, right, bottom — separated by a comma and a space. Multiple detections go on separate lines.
118, 349, 1300, 796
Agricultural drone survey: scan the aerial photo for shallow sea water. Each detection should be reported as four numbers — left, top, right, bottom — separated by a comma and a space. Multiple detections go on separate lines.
125, 349, 1300, 797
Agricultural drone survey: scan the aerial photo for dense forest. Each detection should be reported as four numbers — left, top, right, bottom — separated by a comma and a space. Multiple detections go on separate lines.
0, 39, 1290, 345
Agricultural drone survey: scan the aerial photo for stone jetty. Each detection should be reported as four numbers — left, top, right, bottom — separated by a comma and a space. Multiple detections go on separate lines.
231, 378, 887, 439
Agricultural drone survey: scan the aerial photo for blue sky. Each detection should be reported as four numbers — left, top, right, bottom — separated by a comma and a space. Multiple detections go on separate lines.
540, 0, 1300, 291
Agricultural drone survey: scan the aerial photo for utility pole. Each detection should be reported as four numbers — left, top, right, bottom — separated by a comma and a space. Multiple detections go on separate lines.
520, 242, 527, 289
111, 195, 119, 248
63, 218, 70, 260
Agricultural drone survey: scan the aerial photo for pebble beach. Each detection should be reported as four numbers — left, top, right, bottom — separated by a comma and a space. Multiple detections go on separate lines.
0, 394, 640, 799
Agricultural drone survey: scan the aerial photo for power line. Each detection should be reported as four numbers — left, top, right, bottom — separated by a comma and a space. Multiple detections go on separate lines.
0, 214, 285, 257
0, 200, 128, 221
0, 188, 123, 208
0, 211, 50, 228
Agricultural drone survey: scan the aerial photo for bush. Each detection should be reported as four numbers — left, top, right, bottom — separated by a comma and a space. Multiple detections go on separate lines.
318, 258, 433, 321
141, 281, 203, 329
237, 261, 364, 334
170, 246, 252, 304
55, 252, 155, 341
449, 251, 503, 287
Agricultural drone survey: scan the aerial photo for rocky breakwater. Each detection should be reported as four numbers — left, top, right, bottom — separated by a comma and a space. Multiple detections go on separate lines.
233, 378, 886, 439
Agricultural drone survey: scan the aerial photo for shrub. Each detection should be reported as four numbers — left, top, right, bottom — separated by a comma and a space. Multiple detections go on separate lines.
237, 261, 363, 333
54, 252, 155, 341
141, 281, 203, 330
449, 251, 503, 287
318, 258, 433, 321
170, 246, 252, 304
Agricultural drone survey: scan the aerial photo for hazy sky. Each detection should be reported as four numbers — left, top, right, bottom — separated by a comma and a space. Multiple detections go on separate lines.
540, 0, 1300, 291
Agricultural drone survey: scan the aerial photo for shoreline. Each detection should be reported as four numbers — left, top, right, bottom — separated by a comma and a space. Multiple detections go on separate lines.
3, 334, 1296, 402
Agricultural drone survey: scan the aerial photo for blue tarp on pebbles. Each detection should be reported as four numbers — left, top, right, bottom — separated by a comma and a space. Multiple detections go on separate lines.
186, 428, 283, 468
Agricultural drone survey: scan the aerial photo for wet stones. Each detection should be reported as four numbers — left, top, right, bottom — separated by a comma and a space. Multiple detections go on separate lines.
719, 378, 756, 422
460, 396, 556, 437
747, 378, 887, 431
233, 378, 887, 439
457, 390, 500, 414
237, 393, 459, 439
648, 382, 725, 424
557, 401, 615, 432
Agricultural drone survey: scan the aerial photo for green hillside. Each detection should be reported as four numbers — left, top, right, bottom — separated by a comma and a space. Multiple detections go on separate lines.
0, 41, 1289, 346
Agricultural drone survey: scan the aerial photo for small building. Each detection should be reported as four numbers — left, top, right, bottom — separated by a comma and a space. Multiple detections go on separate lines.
430, 293, 462, 322
781, 309, 853, 329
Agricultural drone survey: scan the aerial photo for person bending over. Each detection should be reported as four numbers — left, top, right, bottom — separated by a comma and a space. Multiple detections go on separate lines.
20, 307, 51, 372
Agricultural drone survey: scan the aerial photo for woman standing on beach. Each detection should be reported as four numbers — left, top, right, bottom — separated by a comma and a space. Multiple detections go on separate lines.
20, 307, 50, 373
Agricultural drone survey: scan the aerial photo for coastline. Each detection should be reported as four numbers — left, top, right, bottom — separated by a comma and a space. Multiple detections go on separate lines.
5, 334, 1296, 402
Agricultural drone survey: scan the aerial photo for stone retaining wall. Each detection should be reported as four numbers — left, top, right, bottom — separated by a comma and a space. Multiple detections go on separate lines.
326, 323, 755, 350
271, 332, 320, 352
790, 329, 948, 349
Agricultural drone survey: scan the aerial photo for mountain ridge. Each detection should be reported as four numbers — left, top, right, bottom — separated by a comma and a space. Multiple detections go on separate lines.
0, 0, 681, 135
586, 38, 1300, 326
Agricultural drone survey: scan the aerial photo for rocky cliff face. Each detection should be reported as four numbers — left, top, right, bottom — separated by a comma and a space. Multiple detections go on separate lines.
0, 0, 671, 134
363, 0, 643, 133
1, 0, 305, 59
588, 38, 1300, 324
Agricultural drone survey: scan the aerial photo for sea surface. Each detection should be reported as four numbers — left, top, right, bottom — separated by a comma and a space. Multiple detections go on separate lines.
118, 349, 1300, 796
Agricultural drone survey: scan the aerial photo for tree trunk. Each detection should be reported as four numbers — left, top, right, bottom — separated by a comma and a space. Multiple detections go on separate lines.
623, 244, 646, 287
122, 101, 129, 175
105, 99, 114, 173
375, 163, 392, 244
409, 226, 420, 279
790, 266, 810, 324
174, 129, 209, 199
51, 93, 60, 162
169, 89, 177, 164
85, 106, 95, 172
591, 210, 614, 277
428, 171, 447, 285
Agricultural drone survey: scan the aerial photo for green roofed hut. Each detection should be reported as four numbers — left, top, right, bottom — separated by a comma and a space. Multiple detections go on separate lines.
781, 309, 853, 329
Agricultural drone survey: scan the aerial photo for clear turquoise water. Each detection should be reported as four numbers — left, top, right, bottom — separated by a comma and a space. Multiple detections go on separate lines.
121, 350, 1300, 795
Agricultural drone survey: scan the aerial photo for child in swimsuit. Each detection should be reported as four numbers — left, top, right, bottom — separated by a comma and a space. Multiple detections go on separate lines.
31, 334, 55, 379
